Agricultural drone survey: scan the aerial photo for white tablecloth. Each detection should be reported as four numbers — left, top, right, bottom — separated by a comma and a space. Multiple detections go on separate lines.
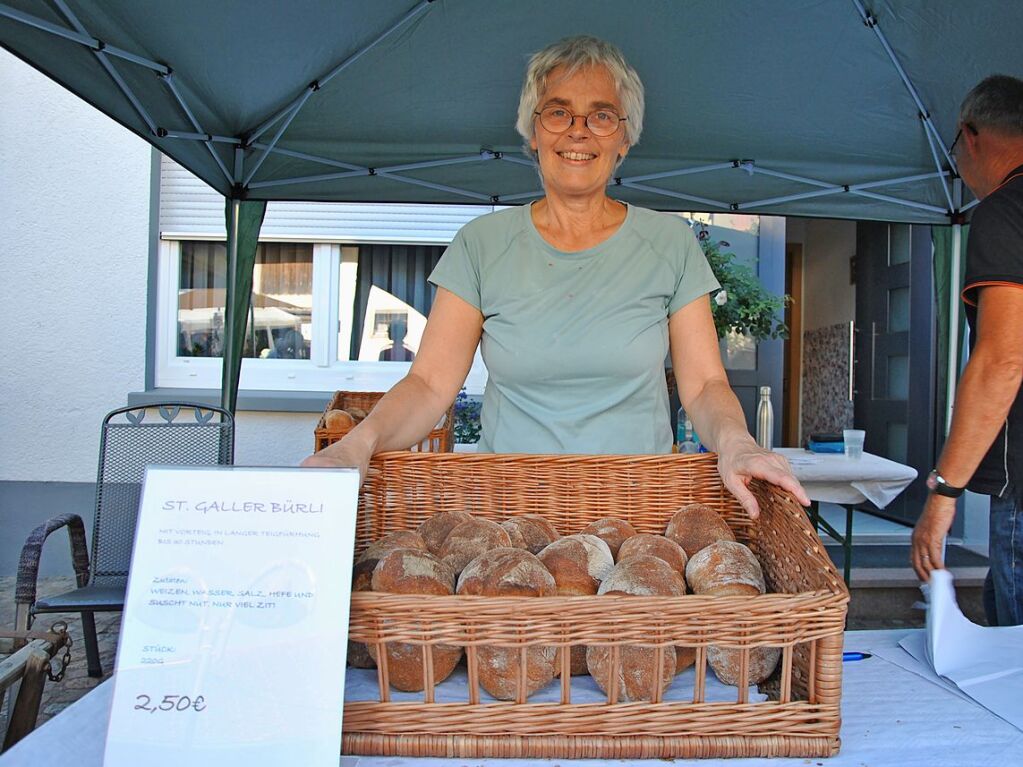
776, 447, 918, 508
4, 630, 1020, 767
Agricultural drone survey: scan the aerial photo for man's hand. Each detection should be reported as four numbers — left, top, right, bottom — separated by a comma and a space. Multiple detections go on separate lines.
910, 494, 957, 580
716, 439, 811, 519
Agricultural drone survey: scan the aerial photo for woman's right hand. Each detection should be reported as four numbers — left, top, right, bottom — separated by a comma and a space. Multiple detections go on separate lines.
300, 433, 374, 484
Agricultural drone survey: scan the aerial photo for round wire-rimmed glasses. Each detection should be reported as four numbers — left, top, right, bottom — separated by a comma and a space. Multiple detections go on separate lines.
533, 105, 627, 137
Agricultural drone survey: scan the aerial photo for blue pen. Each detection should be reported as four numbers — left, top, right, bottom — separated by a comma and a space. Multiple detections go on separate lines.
842, 651, 871, 661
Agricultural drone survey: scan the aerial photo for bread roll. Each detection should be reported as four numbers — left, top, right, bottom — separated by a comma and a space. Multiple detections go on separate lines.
579, 517, 637, 559
685, 540, 765, 596
416, 510, 474, 555
353, 531, 428, 592
347, 406, 369, 422
683, 541, 775, 686
324, 408, 356, 430
586, 556, 685, 701
617, 534, 689, 581
664, 504, 735, 558
457, 548, 558, 700
438, 517, 512, 574
501, 514, 560, 554
537, 534, 614, 675
366, 548, 461, 691
348, 531, 427, 669
707, 645, 781, 687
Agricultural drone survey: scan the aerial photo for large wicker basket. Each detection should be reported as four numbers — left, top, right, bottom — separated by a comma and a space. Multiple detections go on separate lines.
344, 451, 848, 760
314, 390, 454, 453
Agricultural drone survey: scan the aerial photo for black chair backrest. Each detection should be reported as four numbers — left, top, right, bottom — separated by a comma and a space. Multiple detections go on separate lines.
91, 403, 234, 580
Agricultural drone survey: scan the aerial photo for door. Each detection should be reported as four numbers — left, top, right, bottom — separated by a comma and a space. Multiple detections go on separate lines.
854, 223, 936, 524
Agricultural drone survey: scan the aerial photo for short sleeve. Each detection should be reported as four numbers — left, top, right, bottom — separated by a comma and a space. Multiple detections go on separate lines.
962, 195, 1023, 307
428, 228, 482, 310
667, 224, 721, 316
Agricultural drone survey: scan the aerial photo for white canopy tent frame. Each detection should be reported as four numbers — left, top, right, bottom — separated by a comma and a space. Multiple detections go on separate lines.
0, 0, 974, 426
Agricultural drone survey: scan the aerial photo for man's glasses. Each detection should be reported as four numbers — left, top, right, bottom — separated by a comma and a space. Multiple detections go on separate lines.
949, 123, 977, 156
534, 105, 627, 137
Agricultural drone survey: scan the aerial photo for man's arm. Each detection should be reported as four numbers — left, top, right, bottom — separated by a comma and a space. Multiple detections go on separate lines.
911, 284, 1023, 579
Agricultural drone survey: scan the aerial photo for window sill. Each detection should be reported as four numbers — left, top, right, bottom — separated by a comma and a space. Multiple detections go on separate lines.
127, 388, 334, 413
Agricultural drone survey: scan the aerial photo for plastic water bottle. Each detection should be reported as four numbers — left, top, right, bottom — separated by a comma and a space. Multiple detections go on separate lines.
677, 407, 700, 454
756, 386, 774, 449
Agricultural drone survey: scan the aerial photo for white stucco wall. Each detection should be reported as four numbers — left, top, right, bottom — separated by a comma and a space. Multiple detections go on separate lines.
0, 50, 151, 482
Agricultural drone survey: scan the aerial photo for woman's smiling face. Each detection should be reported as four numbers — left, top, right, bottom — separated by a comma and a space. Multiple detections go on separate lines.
530, 64, 630, 199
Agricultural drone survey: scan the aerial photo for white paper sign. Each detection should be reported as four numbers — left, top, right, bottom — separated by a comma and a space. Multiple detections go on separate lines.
103, 466, 360, 767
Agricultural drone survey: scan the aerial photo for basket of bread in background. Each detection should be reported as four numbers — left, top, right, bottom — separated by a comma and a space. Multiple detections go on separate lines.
314, 390, 455, 453
343, 451, 849, 760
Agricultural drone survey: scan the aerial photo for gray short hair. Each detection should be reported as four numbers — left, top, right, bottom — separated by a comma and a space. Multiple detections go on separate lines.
516, 36, 645, 162
959, 75, 1023, 136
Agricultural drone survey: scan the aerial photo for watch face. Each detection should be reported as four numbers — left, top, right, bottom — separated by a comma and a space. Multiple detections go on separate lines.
926, 470, 939, 490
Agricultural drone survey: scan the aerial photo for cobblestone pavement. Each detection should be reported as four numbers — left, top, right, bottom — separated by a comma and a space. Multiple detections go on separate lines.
0, 576, 121, 736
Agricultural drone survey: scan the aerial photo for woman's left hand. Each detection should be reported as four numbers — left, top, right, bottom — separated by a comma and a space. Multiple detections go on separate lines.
715, 440, 810, 519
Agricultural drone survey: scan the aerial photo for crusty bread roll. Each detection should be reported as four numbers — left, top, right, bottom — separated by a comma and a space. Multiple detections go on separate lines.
348, 531, 428, 669
324, 408, 356, 430
664, 503, 735, 558
683, 541, 776, 685
501, 514, 560, 554
685, 540, 766, 596
438, 517, 512, 574
366, 548, 461, 691
456, 548, 558, 700
579, 517, 637, 559
537, 534, 615, 675
617, 534, 689, 582
416, 510, 474, 555
353, 531, 428, 592
347, 406, 369, 422
586, 556, 685, 701
707, 645, 781, 686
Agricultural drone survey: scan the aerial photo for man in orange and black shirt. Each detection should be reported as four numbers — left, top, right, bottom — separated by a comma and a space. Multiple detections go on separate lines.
911, 75, 1023, 626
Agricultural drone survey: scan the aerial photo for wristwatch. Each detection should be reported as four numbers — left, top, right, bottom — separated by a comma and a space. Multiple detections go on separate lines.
926, 469, 965, 498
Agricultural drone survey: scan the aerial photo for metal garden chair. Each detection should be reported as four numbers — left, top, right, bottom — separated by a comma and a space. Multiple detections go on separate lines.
14, 403, 234, 677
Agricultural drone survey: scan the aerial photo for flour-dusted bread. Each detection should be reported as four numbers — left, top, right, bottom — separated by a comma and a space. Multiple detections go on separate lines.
706, 645, 782, 686
683, 541, 776, 685
579, 517, 638, 559
617, 533, 689, 583
353, 531, 428, 593
664, 503, 735, 558
416, 510, 474, 555
456, 547, 558, 700
438, 517, 512, 574
366, 548, 462, 691
501, 514, 561, 554
537, 534, 615, 675
586, 556, 685, 700
323, 408, 356, 430
685, 540, 766, 596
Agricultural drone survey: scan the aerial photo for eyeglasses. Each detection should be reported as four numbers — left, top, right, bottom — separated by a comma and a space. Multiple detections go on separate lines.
534, 105, 627, 137
949, 122, 977, 156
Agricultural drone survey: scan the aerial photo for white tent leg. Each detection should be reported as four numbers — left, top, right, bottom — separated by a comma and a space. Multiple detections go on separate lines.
945, 179, 964, 434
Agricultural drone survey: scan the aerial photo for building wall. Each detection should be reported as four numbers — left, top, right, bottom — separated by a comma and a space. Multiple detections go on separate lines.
1, 50, 150, 482
800, 219, 856, 332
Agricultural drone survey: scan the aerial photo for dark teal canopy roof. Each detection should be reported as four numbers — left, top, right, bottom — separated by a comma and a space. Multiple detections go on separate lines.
3, 0, 1021, 223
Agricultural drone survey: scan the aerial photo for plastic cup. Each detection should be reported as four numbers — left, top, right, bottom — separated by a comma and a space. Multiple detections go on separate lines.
843, 429, 865, 459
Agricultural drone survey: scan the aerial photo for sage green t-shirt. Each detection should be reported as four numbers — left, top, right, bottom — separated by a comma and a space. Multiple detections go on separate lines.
429, 203, 720, 454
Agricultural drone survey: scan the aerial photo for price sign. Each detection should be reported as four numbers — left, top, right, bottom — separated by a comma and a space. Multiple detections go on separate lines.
103, 466, 359, 767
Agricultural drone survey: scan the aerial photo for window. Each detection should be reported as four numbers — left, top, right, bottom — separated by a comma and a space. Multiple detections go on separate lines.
156, 240, 488, 393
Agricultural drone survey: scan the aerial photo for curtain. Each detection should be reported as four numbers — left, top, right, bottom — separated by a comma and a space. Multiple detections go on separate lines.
349, 244, 445, 360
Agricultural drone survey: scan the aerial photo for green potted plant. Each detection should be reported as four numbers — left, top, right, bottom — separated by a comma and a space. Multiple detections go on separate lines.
695, 225, 789, 340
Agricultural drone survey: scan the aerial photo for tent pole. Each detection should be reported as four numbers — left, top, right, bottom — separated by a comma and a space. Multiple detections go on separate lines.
222, 197, 241, 413
945, 179, 963, 434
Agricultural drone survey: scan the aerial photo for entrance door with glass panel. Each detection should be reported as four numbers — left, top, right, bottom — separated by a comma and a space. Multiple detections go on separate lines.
854, 223, 936, 524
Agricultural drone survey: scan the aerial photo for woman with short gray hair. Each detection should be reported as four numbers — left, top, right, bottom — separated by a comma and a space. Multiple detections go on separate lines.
304, 35, 808, 519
